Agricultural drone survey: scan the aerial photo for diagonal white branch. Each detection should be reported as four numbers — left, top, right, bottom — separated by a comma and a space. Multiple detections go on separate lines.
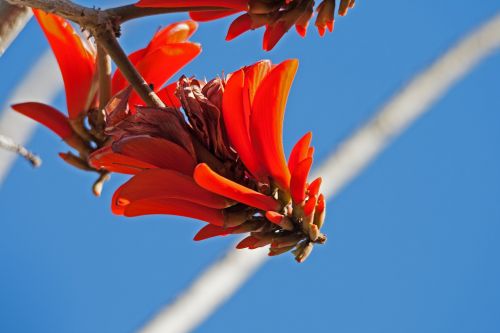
138, 13, 500, 333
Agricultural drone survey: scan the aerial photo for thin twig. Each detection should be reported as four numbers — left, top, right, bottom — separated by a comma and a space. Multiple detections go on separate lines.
6, 0, 166, 108
0, 133, 41, 167
109, 5, 228, 24
97, 45, 112, 110
94, 29, 165, 108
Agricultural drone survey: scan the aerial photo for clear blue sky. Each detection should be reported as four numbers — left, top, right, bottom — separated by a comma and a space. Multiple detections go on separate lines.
1, 1, 500, 332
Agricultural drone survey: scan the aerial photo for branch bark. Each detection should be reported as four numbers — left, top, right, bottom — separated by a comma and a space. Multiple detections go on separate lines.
0, 133, 41, 167
5, 0, 167, 107
0, 1, 32, 56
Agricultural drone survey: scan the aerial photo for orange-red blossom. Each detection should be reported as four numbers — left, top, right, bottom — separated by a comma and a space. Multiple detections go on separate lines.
11, 10, 201, 192
90, 59, 326, 262
136, 0, 356, 50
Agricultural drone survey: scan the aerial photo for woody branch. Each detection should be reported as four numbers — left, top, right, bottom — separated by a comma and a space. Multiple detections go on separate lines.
5, 0, 225, 108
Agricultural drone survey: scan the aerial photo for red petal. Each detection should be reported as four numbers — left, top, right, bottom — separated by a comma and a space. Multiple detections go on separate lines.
236, 236, 259, 249
303, 195, 317, 217
156, 82, 181, 108
265, 211, 284, 224
288, 132, 312, 174
127, 43, 201, 106
250, 59, 298, 190
307, 177, 322, 197
122, 198, 225, 226
11, 102, 72, 139
89, 146, 157, 174
148, 20, 198, 48
290, 157, 313, 204
33, 10, 95, 119
244, 60, 272, 105
135, 0, 248, 10
194, 224, 233, 241
194, 163, 281, 212
263, 21, 288, 51
112, 168, 230, 214
190, 9, 240, 22
226, 14, 252, 41
112, 48, 148, 94
222, 69, 263, 179
113, 135, 196, 175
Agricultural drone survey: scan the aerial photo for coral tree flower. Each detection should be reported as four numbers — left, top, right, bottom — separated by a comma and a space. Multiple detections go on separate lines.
135, 0, 356, 50
11, 9, 201, 193
91, 59, 326, 262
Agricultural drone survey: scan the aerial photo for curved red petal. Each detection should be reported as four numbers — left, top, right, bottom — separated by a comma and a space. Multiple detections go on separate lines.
122, 198, 225, 226
194, 224, 233, 241
263, 21, 288, 51
156, 82, 181, 108
250, 59, 298, 189
290, 157, 313, 204
236, 236, 260, 249
88, 146, 157, 174
190, 9, 240, 22
112, 48, 147, 95
307, 177, 322, 197
11, 102, 72, 139
135, 0, 248, 10
149, 20, 198, 48
33, 10, 95, 119
244, 60, 272, 106
222, 69, 264, 179
128, 42, 202, 106
226, 14, 252, 41
113, 135, 196, 175
288, 132, 312, 174
194, 163, 281, 212
112, 168, 230, 214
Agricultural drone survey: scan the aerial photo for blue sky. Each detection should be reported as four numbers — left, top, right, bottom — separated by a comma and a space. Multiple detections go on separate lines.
1, 1, 499, 332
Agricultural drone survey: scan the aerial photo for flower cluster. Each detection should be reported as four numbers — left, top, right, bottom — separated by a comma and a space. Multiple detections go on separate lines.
12, 10, 201, 194
135, 0, 356, 50
90, 59, 326, 262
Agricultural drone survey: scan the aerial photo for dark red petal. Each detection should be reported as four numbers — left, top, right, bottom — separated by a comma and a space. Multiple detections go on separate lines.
263, 21, 287, 51
288, 132, 312, 174
113, 135, 196, 175
290, 157, 313, 204
194, 224, 234, 240
33, 10, 95, 119
194, 163, 281, 212
112, 168, 231, 214
226, 14, 253, 41
190, 9, 240, 22
236, 236, 259, 249
89, 146, 157, 174
11, 102, 73, 139
122, 198, 225, 226
250, 59, 298, 190
156, 82, 181, 108
135, 0, 248, 10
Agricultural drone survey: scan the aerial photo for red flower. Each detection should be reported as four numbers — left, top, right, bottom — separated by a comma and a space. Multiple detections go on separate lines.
11, 9, 201, 187
135, 0, 356, 50
91, 59, 326, 262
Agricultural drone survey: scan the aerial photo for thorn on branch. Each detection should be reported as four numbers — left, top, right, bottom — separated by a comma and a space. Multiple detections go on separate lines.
0, 134, 42, 167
